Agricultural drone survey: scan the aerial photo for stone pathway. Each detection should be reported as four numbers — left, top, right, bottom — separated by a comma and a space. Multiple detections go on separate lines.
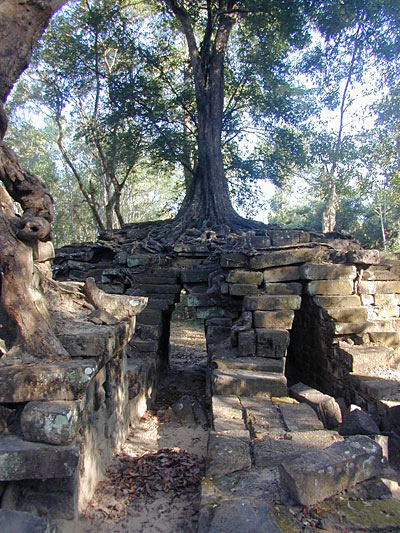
68, 319, 209, 533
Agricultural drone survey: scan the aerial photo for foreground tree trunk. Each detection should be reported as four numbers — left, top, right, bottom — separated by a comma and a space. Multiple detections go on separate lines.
166, 0, 261, 231
0, 0, 69, 360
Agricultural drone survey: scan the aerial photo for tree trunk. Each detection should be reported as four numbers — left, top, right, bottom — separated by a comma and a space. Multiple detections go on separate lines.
322, 176, 338, 233
0, 0, 69, 361
167, 0, 261, 232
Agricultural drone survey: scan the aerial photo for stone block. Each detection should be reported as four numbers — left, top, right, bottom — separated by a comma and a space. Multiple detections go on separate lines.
322, 306, 369, 323
0, 360, 99, 402
361, 294, 374, 305
249, 234, 272, 249
289, 382, 342, 428
339, 407, 380, 436
262, 282, 302, 295
197, 307, 233, 319
0, 510, 50, 533
206, 432, 251, 478
181, 268, 216, 283
126, 254, 153, 267
313, 295, 361, 308
255, 329, 290, 358
359, 280, 400, 295
254, 430, 342, 468
229, 284, 259, 296
21, 401, 79, 445
250, 246, 322, 269
212, 395, 242, 421
0, 435, 79, 481
369, 331, 400, 347
213, 369, 287, 397
301, 263, 356, 280
332, 321, 374, 335
253, 310, 294, 329
241, 397, 283, 433
243, 295, 301, 311
279, 435, 383, 506
214, 356, 285, 374
263, 266, 301, 283
220, 253, 248, 268
137, 308, 163, 325
346, 249, 380, 265
279, 403, 325, 432
238, 330, 256, 356
270, 229, 310, 246
198, 499, 281, 533
307, 280, 354, 296
363, 268, 399, 281
226, 270, 263, 285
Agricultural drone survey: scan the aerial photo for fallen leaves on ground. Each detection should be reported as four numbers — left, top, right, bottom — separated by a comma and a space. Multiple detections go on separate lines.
84, 447, 206, 522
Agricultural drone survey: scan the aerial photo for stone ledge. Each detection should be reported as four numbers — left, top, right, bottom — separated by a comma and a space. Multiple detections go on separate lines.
0, 435, 79, 481
0, 360, 99, 402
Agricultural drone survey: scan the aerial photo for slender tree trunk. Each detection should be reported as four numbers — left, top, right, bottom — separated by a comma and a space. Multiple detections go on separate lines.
322, 175, 338, 233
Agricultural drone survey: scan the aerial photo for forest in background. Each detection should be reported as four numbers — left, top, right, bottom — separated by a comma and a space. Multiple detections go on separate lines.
5, 0, 400, 250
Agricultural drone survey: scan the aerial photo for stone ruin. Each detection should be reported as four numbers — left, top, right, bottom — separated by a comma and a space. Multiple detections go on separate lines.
1, 223, 400, 530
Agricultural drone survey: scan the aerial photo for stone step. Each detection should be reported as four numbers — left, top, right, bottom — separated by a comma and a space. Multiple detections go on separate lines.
213, 356, 285, 374
0, 435, 79, 481
212, 369, 287, 397
369, 331, 400, 348
333, 319, 400, 335
336, 343, 400, 374
349, 373, 400, 403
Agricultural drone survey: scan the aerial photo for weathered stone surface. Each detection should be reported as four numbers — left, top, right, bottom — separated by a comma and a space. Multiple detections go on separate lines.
301, 263, 356, 280
199, 499, 281, 533
206, 432, 251, 478
220, 253, 248, 269
238, 330, 256, 357
241, 397, 283, 433
197, 306, 233, 319
213, 369, 287, 397
249, 234, 272, 249
181, 268, 216, 283
346, 249, 380, 265
322, 307, 369, 323
243, 295, 301, 311
250, 247, 321, 269
363, 268, 399, 281
136, 308, 163, 325
279, 403, 324, 432
59, 318, 134, 361
214, 356, 285, 374
289, 382, 342, 429
313, 295, 361, 308
0, 435, 79, 481
307, 280, 354, 296
253, 311, 294, 330
212, 395, 242, 421
254, 430, 342, 467
126, 254, 153, 267
270, 229, 310, 246
369, 331, 400, 347
339, 407, 380, 436
0, 509, 50, 533
374, 293, 399, 306
279, 435, 383, 506
229, 283, 259, 296
359, 280, 400, 295
256, 329, 290, 359
332, 321, 374, 335
0, 360, 99, 402
21, 401, 79, 445
263, 266, 301, 283
262, 282, 302, 296
226, 270, 263, 285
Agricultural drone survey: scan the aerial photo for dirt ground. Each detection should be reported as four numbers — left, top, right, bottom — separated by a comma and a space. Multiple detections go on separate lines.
72, 318, 209, 533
